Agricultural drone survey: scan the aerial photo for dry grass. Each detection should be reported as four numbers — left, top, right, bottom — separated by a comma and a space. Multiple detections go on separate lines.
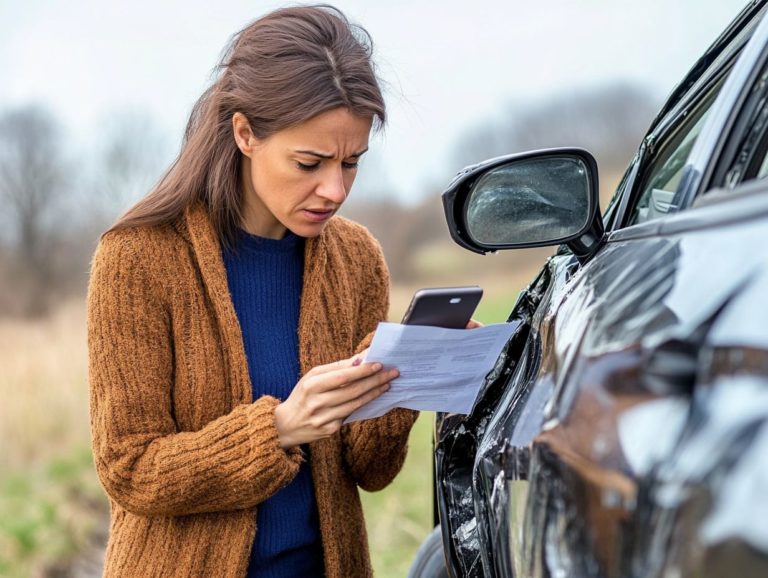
0, 299, 90, 470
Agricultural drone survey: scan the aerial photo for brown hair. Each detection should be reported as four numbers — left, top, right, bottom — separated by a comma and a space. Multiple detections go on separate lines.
107, 4, 386, 246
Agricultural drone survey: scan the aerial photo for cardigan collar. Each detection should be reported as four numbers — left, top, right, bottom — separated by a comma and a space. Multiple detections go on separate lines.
179, 203, 330, 403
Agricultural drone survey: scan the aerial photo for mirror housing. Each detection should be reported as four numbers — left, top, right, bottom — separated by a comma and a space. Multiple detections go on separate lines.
442, 148, 605, 261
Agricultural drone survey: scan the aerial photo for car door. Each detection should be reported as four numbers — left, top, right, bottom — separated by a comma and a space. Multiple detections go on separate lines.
434, 3, 768, 578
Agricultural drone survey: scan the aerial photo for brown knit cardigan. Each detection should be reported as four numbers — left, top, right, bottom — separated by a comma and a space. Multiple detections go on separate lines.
87, 203, 418, 577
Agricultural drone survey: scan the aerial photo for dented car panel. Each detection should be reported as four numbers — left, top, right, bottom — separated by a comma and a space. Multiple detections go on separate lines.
430, 2, 768, 577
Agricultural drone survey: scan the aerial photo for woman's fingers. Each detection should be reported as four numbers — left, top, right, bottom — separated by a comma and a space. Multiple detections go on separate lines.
306, 357, 357, 377
324, 376, 394, 422
321, 367, 398, 406
301, 375, 391, 440
466, 318, 484, 329
277, 358, 398, 447
305, 361, 385, 394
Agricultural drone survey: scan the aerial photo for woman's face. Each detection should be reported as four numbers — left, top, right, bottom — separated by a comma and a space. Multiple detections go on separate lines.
234, 107, 372, 239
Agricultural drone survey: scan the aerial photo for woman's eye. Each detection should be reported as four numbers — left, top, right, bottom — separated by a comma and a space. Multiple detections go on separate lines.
296, 161, 320, 171
342, 161, 359, 170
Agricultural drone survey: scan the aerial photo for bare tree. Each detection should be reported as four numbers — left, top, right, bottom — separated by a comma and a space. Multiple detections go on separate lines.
94, 110, 170, 220
452, 83, 660, 178
0, 106, 69, 315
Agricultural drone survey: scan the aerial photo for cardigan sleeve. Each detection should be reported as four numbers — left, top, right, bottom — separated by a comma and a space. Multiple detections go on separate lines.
87, 231, 302, 517
340, 231, 419, 492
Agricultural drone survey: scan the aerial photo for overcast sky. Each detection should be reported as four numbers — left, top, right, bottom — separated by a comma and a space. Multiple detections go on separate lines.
0, 0, 751, 203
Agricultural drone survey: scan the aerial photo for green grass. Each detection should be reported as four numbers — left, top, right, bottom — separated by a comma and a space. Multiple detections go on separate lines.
473, 292, 518, 325
361, 412, 435, 578
0, 446, 107, 578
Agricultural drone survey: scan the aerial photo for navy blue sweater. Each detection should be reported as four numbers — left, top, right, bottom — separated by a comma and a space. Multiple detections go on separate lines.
222, 229, 324, 578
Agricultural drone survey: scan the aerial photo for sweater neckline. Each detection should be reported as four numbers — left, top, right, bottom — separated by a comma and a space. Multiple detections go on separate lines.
234, 228, 304, 254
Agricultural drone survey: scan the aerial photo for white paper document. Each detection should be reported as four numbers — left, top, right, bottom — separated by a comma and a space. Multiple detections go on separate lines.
345, 322, 517, 423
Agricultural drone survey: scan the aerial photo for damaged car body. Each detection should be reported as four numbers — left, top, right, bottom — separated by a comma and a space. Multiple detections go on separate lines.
412, 1, 768, 577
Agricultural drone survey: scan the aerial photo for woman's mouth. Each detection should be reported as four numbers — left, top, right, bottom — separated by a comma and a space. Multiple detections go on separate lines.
302, 208, 335, 222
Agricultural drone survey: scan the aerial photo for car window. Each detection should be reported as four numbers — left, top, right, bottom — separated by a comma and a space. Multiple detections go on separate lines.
628, 82, 724, 226
719, 66, 768, 187
705, 8, 768, 192
619, 5, 767, 228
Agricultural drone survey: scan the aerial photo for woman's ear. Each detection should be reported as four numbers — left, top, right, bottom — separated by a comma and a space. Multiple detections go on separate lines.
232, 112, 257, 157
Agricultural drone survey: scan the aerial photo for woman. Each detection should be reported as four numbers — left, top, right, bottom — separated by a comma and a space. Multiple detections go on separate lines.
87, 6, 418, 577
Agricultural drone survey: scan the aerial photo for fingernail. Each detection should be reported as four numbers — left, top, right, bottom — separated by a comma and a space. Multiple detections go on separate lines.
352, 358, 362, 367
372, 362, 383, 371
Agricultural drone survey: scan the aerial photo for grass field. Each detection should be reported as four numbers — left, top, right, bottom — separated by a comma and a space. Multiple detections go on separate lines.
360, 412, 434, 577
0, 282, 521, 577
0, 301, 107, 578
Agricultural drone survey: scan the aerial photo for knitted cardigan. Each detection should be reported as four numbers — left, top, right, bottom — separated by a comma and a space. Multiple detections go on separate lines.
87, 203, 418, 577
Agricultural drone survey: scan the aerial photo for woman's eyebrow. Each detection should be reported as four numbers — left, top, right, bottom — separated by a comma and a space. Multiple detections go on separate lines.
295, 148, 369, 159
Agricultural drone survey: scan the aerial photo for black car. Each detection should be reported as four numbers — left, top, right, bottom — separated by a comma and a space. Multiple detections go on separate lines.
409, 1, 768, 576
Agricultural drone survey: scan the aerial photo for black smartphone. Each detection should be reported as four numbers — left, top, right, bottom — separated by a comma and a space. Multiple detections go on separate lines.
400, 286, 483, 329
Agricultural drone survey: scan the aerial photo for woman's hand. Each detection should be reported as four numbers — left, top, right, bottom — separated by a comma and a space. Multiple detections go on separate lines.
274, 352, 398, 449
466, 318, 484, 329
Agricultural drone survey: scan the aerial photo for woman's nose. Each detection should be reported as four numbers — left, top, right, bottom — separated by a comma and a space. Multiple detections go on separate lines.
317, 166, 347, 204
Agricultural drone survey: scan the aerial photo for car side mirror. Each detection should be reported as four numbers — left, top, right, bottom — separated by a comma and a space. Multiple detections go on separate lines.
442, 148, 605, 261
